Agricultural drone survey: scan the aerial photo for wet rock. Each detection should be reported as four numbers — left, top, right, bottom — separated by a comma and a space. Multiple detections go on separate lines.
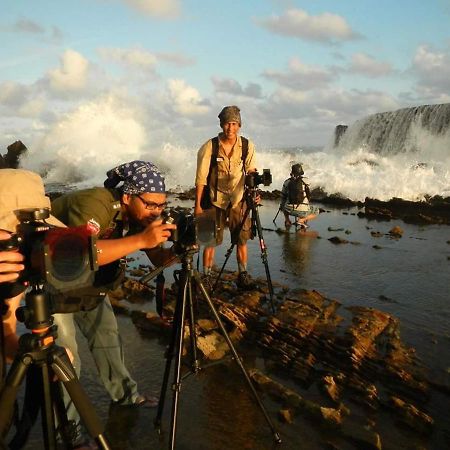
363, 197, 450, 225
388, 226, 404, 238
278, 408, 293, 424
0, 140, 27, 168
320, 375, 340, 402
387, 396, 434, 434
328, 236, 349, 244
125, 268, 441, 448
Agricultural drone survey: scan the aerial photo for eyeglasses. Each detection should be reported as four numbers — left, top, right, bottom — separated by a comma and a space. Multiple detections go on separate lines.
135, 195, 168, 211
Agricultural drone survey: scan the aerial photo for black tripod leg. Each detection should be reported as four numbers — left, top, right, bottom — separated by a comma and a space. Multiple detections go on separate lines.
40, 363, 57, 450
51, 349, 110, 450
154, 278, 185, 430
252, 207, 276, 313
168, 272, 189, 450
0, 355, 29, 437
194, 272, 281, 444
187, 276, 199, 372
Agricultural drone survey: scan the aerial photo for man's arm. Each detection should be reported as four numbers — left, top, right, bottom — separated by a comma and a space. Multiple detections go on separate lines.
96, 219, 176, 266
194, 140, 212, 216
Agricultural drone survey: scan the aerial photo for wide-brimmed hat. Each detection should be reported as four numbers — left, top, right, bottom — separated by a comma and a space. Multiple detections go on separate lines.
0, 169, 66, 232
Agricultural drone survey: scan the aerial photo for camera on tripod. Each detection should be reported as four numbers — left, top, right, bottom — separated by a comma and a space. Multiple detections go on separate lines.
245, 169, 272, 188
0, 207, 98, 292
162, 207, 216, 250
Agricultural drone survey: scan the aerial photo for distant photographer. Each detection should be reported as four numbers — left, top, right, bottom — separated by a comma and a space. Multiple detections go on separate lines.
195, 105, 258, 290
280, 163, 319, 230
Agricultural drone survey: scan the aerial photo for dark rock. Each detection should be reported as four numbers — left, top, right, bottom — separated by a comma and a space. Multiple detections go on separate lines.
328, 236, 349, 244
0, 140, 27, 168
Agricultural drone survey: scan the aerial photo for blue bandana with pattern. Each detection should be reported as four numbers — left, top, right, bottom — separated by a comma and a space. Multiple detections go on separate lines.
104, 160, 166, 194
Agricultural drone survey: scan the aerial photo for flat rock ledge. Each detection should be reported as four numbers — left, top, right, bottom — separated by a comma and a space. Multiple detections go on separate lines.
111, 270, 448, 449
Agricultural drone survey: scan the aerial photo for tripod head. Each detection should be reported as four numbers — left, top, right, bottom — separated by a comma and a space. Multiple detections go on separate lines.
16, 284, 53, 332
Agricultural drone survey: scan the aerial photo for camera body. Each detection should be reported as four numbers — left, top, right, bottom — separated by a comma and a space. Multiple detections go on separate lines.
245, 169, 272, 188
0, 208, 98, 291
162, 207, 216, 251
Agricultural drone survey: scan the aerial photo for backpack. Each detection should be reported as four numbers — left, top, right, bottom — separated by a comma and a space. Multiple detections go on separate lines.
200, 136, 249, 209
287, 177, 309, 205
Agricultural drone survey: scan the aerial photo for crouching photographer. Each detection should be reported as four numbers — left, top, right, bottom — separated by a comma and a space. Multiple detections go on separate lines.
48, 160, 176, 447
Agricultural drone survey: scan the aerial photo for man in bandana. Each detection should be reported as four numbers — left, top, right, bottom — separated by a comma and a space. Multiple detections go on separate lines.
51, 161, 176, 448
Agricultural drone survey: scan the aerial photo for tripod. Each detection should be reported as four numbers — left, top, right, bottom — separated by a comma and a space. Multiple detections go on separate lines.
0, 285, 110, 450
153, 247, 281, 450
213, 187, 276, 313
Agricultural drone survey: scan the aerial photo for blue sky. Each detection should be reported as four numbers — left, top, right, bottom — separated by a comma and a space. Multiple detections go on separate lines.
1, 0, 450, 155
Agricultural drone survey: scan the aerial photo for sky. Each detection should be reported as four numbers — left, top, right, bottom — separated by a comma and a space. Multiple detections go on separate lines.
1, 0, 450, 158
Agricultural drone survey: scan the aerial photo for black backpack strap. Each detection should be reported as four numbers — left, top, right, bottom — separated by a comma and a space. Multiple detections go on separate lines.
207, 137, 219, 202
241, 136, 248, 174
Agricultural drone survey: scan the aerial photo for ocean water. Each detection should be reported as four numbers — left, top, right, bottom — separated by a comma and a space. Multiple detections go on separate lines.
9, 198, 450, 450
7, 111, 450, 448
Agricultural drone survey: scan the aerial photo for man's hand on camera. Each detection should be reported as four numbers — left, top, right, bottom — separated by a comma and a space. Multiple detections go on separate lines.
0, 231, 24, 283
140, 219, 177, 248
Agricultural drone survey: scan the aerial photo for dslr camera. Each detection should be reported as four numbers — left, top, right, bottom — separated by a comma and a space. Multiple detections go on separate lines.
162, 207, 216, 251
0, 208, 98, 291
245, 169, 272, 188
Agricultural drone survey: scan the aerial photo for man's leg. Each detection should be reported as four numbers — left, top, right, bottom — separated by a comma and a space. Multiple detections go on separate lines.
203, 206, 224, 275
230, 203, 255, 289
53, 313, 85, 445
283, 210, 292, 227
74, 297, 139, 405
202, 246, 215, 274
236, 243, 248, 269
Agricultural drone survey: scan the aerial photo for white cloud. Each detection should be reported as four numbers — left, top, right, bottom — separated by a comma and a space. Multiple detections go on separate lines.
47, 50, 89, 93
99, 47, 157, 71
263, 57, 334, 90
212, 77, 263, 98
411, 44, 450, 101
349, 53, 393, 77
166, 79, 209, 115
120, 0, 181, 18
257, 8, 360, 43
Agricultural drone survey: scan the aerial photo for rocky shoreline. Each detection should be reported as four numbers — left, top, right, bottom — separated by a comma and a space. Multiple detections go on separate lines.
109, 267, 450, 450
176, 187, 450, 225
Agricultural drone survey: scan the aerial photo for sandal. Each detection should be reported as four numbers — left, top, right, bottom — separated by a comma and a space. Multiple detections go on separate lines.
134, 394, 159, 408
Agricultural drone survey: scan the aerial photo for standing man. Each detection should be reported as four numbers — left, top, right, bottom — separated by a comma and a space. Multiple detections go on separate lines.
51, 160, 176, 448
195, 105, 257, 289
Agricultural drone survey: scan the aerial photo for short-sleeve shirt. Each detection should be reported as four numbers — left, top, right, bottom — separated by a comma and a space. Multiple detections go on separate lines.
195, 135, 256, 209
51, 187, 123, 239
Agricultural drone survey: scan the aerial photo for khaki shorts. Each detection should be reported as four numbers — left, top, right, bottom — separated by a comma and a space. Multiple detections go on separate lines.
214, 203, 252, 246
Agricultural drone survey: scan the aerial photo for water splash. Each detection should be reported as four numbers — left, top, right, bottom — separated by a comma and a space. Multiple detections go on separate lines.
18, 99, 450, 202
